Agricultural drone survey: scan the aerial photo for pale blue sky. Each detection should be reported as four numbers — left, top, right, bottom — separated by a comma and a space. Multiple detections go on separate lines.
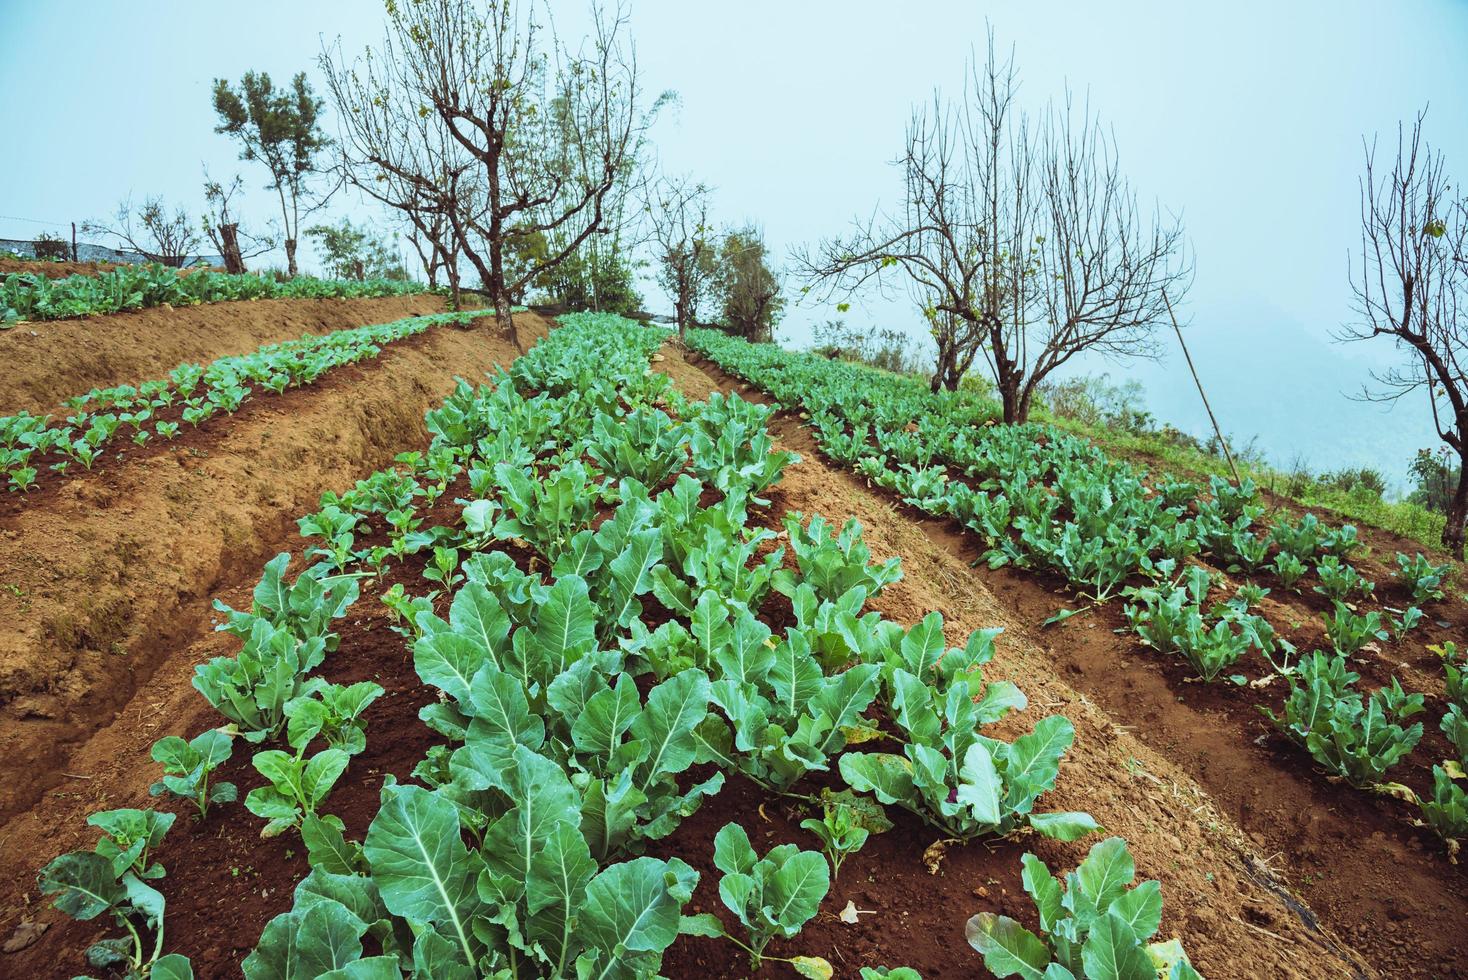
2, 1, 1466, 486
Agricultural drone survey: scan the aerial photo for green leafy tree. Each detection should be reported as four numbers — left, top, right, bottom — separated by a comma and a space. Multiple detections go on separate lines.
718, 225, 784, 342
305, 219, 407, 281
212, 71, 334, 277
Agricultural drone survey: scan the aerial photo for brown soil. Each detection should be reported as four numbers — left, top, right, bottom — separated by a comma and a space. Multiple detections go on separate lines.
0, 312, 544, 829
0, 258, 128, 279
0, 333, 1445, 980
0, 294, 449, 416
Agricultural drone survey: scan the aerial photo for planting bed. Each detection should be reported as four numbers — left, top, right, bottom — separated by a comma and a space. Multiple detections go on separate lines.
0, 308, 539, 826
679, 339, 1468, 979
0, 293, 449, 416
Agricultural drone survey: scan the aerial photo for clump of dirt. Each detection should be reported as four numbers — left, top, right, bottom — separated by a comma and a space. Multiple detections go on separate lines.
0, 312, 546, 825
0, 294, 451, 415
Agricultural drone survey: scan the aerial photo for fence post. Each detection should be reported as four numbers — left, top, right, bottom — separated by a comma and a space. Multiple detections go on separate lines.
70, 222, 78, 262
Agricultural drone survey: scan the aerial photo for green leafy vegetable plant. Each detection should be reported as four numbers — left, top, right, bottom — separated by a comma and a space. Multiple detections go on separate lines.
799, 789, 892, 879
1260, 651, 1424, 787
243, 746, 352, 837
965, 837, 1202, 980
679, 822, 832, 975
839, 666, 1096, 842
149, 729, 237, 819
38, 812, 194, 979
1396, 552, 1452, 604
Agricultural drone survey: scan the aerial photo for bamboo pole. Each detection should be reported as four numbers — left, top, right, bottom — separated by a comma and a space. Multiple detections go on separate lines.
1163, 288, 1240, 486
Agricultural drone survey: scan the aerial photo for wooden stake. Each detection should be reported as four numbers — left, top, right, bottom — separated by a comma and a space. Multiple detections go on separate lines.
1163, 288, 1240, 486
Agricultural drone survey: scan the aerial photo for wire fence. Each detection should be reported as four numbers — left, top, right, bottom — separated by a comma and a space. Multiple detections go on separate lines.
0, 236, 223, 267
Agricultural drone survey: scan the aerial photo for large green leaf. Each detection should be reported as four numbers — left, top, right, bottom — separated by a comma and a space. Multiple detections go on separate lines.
363, 784, 481, 966
1079, 909, 1157, 980
37, 851, 125, 920
576, 856, 697, 960
447, 582, 511, 661
955, 741, 1002, 826
414, 632, 489, 705
839, 752, 917, 807
1029, 811, 1104, 842
629, 668, 710, 785
525, 819, 597, 966
512, 575, 598, 683
572, 672, 642, 770
1004, 714, 1076, 811
765, 849, 831, 934
458, 662, 546, 774
480, 747, 581, 889
602, 528, 663, 629
152, 954, 196, 980
1068, 837, 1136, 926
965, 912, 1052, 980
243, 899, 368, 980
1107, 880, 1162, 943
1020, 853, 1063, 934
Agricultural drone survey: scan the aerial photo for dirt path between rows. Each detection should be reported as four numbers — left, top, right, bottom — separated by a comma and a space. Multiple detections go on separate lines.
0, 293, 449, 416
656, 346, 1364, 979
0, 313, 542, 830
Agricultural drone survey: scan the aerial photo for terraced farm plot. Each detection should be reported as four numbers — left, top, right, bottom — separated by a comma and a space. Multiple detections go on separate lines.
1, 305, 1463, 980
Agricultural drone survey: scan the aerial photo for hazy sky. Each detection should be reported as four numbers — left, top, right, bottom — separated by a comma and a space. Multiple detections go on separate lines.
3, 1, 1466, 487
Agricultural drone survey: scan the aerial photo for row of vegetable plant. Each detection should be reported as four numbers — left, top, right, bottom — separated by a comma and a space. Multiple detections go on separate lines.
0, 310, 490, 500
34, 312, 1203, 978
2, 262, 427, 324
683, 327, 1468, 861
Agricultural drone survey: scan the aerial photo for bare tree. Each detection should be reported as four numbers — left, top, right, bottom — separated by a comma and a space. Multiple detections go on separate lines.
1021, 92, 1190, 422
202, 170, 275, 273
84, 196, 203, 268
321, 34, 483, 309
327, 0, 652, 349
1343, 112, 1468, 554
647, 173, 716, 340
797, 33, 1188, 420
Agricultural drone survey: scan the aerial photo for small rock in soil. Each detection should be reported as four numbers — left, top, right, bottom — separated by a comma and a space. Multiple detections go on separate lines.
1, 920, 48, 953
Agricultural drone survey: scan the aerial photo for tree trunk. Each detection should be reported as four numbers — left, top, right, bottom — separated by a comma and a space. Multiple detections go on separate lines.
930, 343, 950, 393
219, 224, 245, 274
284, 238, 299, 278
1444, 459, 1468, 557
1016, 385, 1036, 424
494, 292, 516, 348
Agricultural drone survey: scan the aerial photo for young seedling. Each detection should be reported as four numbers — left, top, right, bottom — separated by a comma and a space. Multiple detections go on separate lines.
800, 789, 891, 879
149, 728, 237, 819
679, 822, 832, 975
